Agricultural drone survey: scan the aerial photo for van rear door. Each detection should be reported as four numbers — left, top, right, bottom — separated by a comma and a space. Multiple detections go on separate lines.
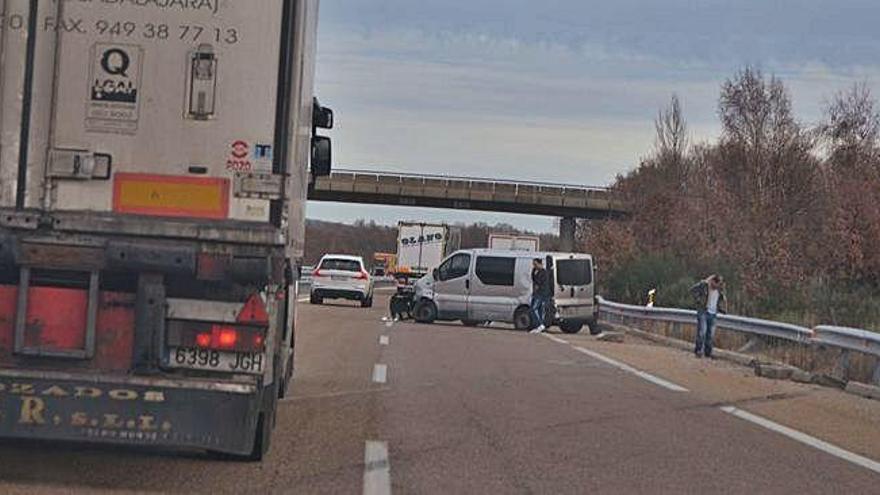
551, 254, 595, 320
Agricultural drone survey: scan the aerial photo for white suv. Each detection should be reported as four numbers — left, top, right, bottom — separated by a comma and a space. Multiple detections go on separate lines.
309, 255, 374, 307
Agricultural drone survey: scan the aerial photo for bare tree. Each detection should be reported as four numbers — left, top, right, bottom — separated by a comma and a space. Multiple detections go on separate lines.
655, 94, 689, 160
820, 82, 880, 171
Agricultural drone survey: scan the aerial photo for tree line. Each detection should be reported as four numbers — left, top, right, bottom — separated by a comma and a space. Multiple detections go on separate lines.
583, 67, 880, 329
305, 219, 560, 266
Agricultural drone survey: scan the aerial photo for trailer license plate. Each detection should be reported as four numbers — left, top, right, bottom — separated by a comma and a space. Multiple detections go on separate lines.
168, 347, 264, 374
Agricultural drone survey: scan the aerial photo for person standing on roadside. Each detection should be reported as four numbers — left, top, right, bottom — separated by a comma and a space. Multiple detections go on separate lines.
690, 274, 726, 358
529, 258, 551, 334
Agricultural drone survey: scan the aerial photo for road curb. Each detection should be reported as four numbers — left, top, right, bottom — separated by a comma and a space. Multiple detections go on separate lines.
845, 381, 880, 400
597, 321, 880, 399
604, 321, 758, 367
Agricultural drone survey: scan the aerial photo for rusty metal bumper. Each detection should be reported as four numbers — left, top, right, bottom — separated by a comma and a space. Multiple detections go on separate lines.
0, 369, 260, 455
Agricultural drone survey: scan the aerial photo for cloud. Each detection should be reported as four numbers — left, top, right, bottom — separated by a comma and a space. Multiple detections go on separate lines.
312, 0, 880, 231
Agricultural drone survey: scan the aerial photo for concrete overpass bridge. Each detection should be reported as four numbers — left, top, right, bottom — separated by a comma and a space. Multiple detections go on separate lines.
307, 169, 628, 250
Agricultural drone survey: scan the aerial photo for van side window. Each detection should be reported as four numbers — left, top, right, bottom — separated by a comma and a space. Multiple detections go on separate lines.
438, 253, 471, 281
475, 256, 516, 286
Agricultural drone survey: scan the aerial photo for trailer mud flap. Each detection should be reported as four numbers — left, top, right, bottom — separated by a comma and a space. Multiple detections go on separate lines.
0, 375, 259, 455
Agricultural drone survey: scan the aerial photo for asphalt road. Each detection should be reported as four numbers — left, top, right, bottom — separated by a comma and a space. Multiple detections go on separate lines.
0, 293, 878, 494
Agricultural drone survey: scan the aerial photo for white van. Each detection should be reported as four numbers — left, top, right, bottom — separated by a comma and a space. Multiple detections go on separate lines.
411, 249, 597, 333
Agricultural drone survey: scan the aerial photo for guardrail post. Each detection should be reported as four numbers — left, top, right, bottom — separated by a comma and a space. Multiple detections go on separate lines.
832, 349, 851, 381
873, 361, 880, 386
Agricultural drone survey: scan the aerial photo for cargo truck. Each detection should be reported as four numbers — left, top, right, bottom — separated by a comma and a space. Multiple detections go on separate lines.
389, 222, 460, 319
0, 0, 331, 460
487, 233, 540, 252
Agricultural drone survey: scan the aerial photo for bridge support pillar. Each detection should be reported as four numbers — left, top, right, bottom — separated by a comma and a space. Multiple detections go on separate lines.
559, 217, 577, 252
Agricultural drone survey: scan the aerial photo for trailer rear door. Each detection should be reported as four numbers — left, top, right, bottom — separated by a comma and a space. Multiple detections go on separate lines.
43, 0, 287, 223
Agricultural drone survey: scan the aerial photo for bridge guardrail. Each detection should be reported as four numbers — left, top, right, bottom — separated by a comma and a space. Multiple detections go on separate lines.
329, 168, 611, 193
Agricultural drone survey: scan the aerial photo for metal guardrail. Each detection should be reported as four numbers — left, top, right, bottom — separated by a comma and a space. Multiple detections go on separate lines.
814, 326, 880, 357
597, 297, 880, 352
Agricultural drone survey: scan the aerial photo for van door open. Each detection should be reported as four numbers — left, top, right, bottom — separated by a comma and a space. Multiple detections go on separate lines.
552, 254, 595, 322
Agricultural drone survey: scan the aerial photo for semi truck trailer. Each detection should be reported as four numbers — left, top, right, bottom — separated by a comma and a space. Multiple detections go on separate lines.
0, 0, 331, 460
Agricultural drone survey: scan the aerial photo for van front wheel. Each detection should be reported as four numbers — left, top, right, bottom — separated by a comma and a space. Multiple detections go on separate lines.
414, 300, 438, 323
514, 307, 533, 330
559, 321, 584, 334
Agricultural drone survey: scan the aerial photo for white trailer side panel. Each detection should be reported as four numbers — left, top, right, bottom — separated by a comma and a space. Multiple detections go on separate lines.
397, 223, 449, 274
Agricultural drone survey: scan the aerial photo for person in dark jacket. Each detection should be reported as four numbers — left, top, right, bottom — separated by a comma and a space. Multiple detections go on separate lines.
529, 259, 551, 334
691, 274, 726, 358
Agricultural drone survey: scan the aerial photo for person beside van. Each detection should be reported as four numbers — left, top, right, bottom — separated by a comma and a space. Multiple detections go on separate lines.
529, 258, 551, 334
690, 274, 726, 358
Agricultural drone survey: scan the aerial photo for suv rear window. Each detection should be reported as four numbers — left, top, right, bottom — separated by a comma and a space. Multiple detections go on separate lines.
556, 259, 592, 286
320, 259, 362, 272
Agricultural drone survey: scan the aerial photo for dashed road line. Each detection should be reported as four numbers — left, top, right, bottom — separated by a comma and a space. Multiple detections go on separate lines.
379, 335, 390, 346
372, 364, 388, 384
721, 406, 880, 475
297, 296, 310, 303
364, 440, 391, 495
572, 346, 689, 392
281, 387, 390, 402
541, 334, 569, 345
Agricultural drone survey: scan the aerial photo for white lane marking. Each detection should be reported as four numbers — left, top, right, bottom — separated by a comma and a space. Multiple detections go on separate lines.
541, 334, 569, 345
364, 440, 391, 495
297, 296, 309, 303
572, 346, 689, 392
281, 387, 390, 402
379, 335, 390, 346
372, 364, 388, 384
721, 406, 880, 475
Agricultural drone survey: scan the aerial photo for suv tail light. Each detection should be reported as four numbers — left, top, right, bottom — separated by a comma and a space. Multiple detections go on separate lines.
167, 321, 266, 353
355, 270, 369, 280
312, 268, 324, 278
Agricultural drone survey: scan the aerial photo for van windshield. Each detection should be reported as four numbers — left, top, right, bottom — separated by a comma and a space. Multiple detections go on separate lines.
556, 259, 592, 286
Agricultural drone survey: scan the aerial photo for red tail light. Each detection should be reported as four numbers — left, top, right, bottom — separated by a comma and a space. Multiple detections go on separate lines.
169, 321, 266, 353
355, 270, 369, 280
312, 269, 324, 278
215, 326, 239, 349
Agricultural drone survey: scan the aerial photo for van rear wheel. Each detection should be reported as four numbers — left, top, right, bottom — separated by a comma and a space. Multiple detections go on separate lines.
514, 307, 533, 330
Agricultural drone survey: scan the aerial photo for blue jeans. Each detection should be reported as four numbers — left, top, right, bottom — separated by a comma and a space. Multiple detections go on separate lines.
531, 294, 550, 328
695, 310, 717, 356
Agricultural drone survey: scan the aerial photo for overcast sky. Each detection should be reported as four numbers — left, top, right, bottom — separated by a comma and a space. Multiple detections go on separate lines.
308, 0, 880, 232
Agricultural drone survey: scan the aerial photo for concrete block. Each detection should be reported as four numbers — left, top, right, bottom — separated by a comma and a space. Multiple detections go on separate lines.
597, 332, 625, 343
790, 370, 815, 384
814, 374, 848, 389
716, 349, 756, 368
754, 363, 794, 380
845, 381, 880, 401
